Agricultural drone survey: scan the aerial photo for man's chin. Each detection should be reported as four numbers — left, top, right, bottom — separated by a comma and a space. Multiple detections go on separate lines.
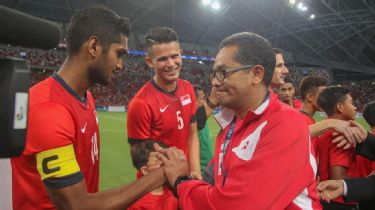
165, 75, 179, 83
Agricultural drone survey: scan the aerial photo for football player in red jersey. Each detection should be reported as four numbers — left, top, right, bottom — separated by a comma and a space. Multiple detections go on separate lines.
127, 27, 201, 177
298, 76, 328, 154
316, 86, 364, 209
128, 140, 177, 210
11, 6, 166, 210
277, 77, 302, 109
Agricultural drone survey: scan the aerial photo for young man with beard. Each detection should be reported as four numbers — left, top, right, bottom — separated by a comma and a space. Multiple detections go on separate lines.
127, 27, 201, 177
153, 32, 321, 209
11, 6, 166, 210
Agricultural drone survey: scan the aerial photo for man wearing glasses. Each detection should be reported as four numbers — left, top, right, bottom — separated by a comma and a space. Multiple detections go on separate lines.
153, 32, 322, 209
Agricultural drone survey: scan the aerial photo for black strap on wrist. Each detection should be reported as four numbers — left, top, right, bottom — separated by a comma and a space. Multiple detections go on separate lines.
206, 97, 218, 109
173, 175, 192, 197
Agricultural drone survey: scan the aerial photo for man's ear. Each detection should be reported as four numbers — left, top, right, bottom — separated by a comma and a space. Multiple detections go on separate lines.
306, 93, 314, 103
145, 56, 154, 69
336, 103, 344, 114
251, 65, 265, 85
88, 36, 102, 58
140, 166, 148, 176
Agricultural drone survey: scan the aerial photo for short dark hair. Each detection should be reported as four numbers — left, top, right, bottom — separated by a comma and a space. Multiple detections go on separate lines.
67, 5, 131, 55
299, 76, 328, 100
273, 48, 283, 55
130, 140, 168, 170
363, 101, 375, 127
283, 77, 294, 86
219, 32, 275, 87
317, 86, 350, 116
144, 27, 179, 55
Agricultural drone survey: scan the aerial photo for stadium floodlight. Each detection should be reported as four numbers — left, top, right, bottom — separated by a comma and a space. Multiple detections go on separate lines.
302, 6, 308, 11
289, 0, 296, 5
297, 2, 304, 10
202, 0, 211, 5
211, 1, 221, 10
310, 14, 315, 19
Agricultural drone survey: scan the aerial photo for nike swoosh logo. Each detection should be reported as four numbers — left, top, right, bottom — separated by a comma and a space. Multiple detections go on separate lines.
81, 122, 87, 133
160, 104, 169, 113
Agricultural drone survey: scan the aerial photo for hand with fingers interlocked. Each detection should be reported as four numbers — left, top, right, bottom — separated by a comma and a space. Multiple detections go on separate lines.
331, 120, 368, 149
153, 143, 191, 187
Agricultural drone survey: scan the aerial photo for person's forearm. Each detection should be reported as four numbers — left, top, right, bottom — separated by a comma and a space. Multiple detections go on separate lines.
48, 168, 165, 210
309, 119, 333, 137
89, 169, 165, 209
188, 136, 201, 175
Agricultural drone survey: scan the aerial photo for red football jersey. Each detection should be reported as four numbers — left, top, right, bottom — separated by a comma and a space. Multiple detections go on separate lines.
127, 79, 196, 155
127, 188, 177, 210
317, 129, 365, 204
177, 93, 321, 210
11, 74, 100, 210
356, 155, 374, 176
292, 99, 303, 110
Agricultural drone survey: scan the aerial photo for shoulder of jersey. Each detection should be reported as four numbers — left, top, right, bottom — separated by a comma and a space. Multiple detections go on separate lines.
133, 81, 153, 98
29, 77, 56, 105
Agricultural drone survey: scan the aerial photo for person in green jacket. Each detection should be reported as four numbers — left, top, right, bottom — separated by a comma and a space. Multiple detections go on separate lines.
193, 85, 218, 174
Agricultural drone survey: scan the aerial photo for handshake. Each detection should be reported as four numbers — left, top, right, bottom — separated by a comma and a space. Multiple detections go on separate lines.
147, 143, 202, 192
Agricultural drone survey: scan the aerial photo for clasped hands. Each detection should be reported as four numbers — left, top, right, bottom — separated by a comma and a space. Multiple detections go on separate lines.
148, 144, 201, 187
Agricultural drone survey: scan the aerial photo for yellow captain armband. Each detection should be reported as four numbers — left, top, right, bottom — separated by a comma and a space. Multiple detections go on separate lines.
36, 144, 83, 188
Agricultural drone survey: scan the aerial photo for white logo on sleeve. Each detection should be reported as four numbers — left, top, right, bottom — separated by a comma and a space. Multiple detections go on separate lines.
81, 122, 87, 133
232, 121, 267, 161
160, 104, 169, 113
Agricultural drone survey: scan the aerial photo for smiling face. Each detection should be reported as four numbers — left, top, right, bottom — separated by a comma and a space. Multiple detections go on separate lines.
89, 34, 128, 85
146, 41, 182, 88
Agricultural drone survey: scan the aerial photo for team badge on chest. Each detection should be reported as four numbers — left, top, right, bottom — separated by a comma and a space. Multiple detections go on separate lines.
180, 94, 191, 106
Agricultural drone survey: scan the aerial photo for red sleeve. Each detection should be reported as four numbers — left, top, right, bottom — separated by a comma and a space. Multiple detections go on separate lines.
329, 140, 350, 168
23, 102, 75, 155
127, 98, 152, 140
178, 112, 314, 209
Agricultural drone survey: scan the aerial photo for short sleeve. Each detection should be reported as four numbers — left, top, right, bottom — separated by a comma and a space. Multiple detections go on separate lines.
23, 102, 75, 155
127, 98, 152, 142
36, 144, 83, 188
330, 140, 350, 168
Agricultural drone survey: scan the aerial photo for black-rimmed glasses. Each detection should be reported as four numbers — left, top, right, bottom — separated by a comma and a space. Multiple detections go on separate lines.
210, 64, 254, 82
